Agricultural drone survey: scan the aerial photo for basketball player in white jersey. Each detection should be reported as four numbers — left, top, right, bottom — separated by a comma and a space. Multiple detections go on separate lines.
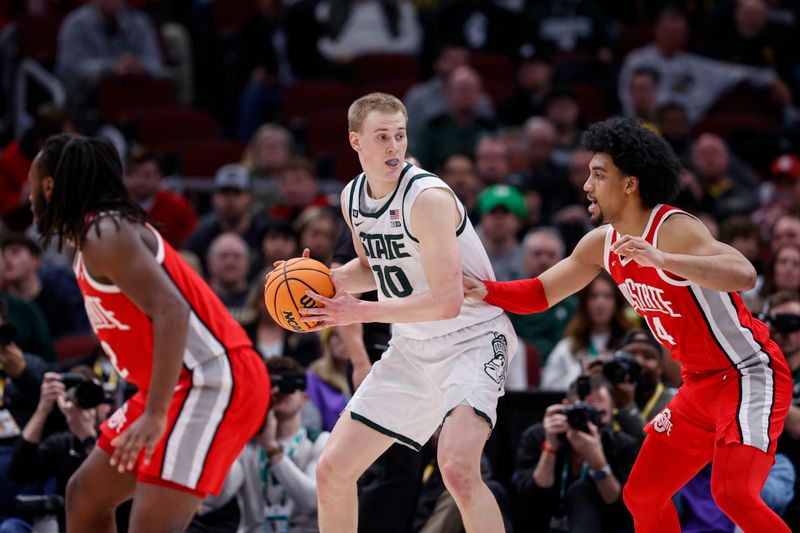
296, 93, 515, 532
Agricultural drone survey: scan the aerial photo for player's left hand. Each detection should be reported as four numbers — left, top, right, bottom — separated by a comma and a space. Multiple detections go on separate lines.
109, 411, 166, 473
566, 422, 605, 467
611, 234, 665, 269
272, 248, 310, 270
299, 289, 363, 331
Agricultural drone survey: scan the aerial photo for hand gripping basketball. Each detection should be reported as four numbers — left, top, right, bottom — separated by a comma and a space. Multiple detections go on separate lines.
265, 249, 335, 333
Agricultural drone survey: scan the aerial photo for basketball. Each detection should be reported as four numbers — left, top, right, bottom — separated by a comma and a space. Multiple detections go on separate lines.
264, 257, 335, 333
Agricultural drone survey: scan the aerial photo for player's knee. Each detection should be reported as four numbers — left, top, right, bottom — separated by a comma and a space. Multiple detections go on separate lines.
316, 450, 351, 493
439, 455, 480, 503
622, 473, 657, 512
66, 469, 91, 512
711, 477, 760, 514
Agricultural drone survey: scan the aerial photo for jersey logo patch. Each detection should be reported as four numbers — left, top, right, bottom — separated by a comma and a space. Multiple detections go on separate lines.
652, 407, 673, 436
84, 296, 131, 331
618, 279, 681, 317
484, 333, 508, 389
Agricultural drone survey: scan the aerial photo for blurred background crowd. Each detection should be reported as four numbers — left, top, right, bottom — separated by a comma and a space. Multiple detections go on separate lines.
2, 0, 800, 531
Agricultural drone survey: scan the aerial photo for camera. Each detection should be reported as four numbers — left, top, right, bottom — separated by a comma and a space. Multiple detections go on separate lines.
0, 323, 17, 346
59, 373, 110, 409
564, 401, 601, 433
602, 350, 642, 385
270, 372, 307, 394
768, 313, 800, 334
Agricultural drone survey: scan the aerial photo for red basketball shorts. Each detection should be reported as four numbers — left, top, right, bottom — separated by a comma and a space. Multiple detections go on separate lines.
99, 346, 269, 497
645, 340, 791, 458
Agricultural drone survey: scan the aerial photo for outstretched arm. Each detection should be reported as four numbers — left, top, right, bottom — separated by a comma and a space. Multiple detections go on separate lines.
82, 219, 190, 471
612, 213, 756, 292
468, 227, 606, 314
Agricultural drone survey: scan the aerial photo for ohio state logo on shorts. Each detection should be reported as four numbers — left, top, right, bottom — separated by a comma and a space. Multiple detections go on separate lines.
652, 407, 674, 436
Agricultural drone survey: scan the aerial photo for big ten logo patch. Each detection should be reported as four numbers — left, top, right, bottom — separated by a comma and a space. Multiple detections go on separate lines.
652, 407, 673, 436
484, 333, 508, 390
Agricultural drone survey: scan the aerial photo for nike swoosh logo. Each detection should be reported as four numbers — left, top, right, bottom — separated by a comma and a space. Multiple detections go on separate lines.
354, 221, 364, 227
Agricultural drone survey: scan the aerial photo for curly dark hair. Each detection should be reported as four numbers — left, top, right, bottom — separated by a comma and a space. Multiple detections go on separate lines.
35, 134, 146, 251
582, 117, 682, 208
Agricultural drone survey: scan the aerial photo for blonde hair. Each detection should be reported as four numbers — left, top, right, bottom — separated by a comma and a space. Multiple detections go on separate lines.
347, 93, 408, 133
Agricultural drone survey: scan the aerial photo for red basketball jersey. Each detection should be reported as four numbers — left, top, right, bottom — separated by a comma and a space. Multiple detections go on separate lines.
605, 204, 776, 373
75, 223, 252, 389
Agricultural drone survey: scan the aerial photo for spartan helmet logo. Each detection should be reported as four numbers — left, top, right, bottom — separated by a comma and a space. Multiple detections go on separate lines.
484, 333, 508, 387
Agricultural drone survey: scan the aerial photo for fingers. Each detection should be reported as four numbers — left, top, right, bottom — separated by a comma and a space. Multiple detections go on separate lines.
302, 248, 310, 258
110, 430, 143, 472
43, 371, 62, 383
304, 290, 331, 305
143, 439, 155, 465
272, 260, 284, 269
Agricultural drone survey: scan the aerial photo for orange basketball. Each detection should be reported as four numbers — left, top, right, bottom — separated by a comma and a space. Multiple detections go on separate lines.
264, 257, 335, 333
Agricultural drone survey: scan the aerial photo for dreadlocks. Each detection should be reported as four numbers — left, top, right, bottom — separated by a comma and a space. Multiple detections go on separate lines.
35, 134, 146, 251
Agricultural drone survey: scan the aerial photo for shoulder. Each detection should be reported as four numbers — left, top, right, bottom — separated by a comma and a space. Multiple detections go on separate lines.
520, 422, 546, 443
62, 5, 92, 27
2, 292, 42, 319
608, 429, 641, 456
410, 186, 455, 213
657, 212, 713, 252
83, 216, 136, 252
571, 225, 610, 261
125, 7, 156, 28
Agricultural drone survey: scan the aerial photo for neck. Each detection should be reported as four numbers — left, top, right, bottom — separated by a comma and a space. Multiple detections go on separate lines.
277, 414, 302, 439
220, 212, 250, 233
484, 235, 515, 256
451, 108, 476, 127
611, 204, 653, 237
635, 381, 657, 408
364, 174, 397, 200
591, 324, 610, 335
211, 278, 246, 295
8, 274, 41, 300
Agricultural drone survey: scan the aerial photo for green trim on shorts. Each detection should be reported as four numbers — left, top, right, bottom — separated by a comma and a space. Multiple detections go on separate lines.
443, 405, 494, 430
350, 412, 422, 451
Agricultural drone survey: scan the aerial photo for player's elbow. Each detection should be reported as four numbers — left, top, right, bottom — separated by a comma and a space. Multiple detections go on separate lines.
436, 292, 463, 319
739, 262, 757, 291
158, 296, 190, 325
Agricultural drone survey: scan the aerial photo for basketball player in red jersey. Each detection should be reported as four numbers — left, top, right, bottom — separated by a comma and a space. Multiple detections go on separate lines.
27, 134, 270, 532
465, 118, 792, 531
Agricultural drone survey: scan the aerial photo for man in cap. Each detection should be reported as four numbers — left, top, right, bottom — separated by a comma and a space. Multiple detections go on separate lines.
185, 164, 265, 275
476, 184, 527, 281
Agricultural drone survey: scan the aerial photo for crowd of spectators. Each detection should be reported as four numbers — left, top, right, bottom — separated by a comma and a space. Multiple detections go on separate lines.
2, 0, 800, 531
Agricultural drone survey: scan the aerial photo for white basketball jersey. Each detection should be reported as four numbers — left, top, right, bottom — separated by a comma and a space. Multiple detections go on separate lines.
343, 162, 502, 339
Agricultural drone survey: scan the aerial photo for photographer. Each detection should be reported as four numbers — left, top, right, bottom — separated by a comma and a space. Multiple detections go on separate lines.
0, 324, 48, 528
512, 374, 638, 532
766, 291, 800, 528
7, 369, 110, 528
194, 357, 328, 533
606, 329, 676, 444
